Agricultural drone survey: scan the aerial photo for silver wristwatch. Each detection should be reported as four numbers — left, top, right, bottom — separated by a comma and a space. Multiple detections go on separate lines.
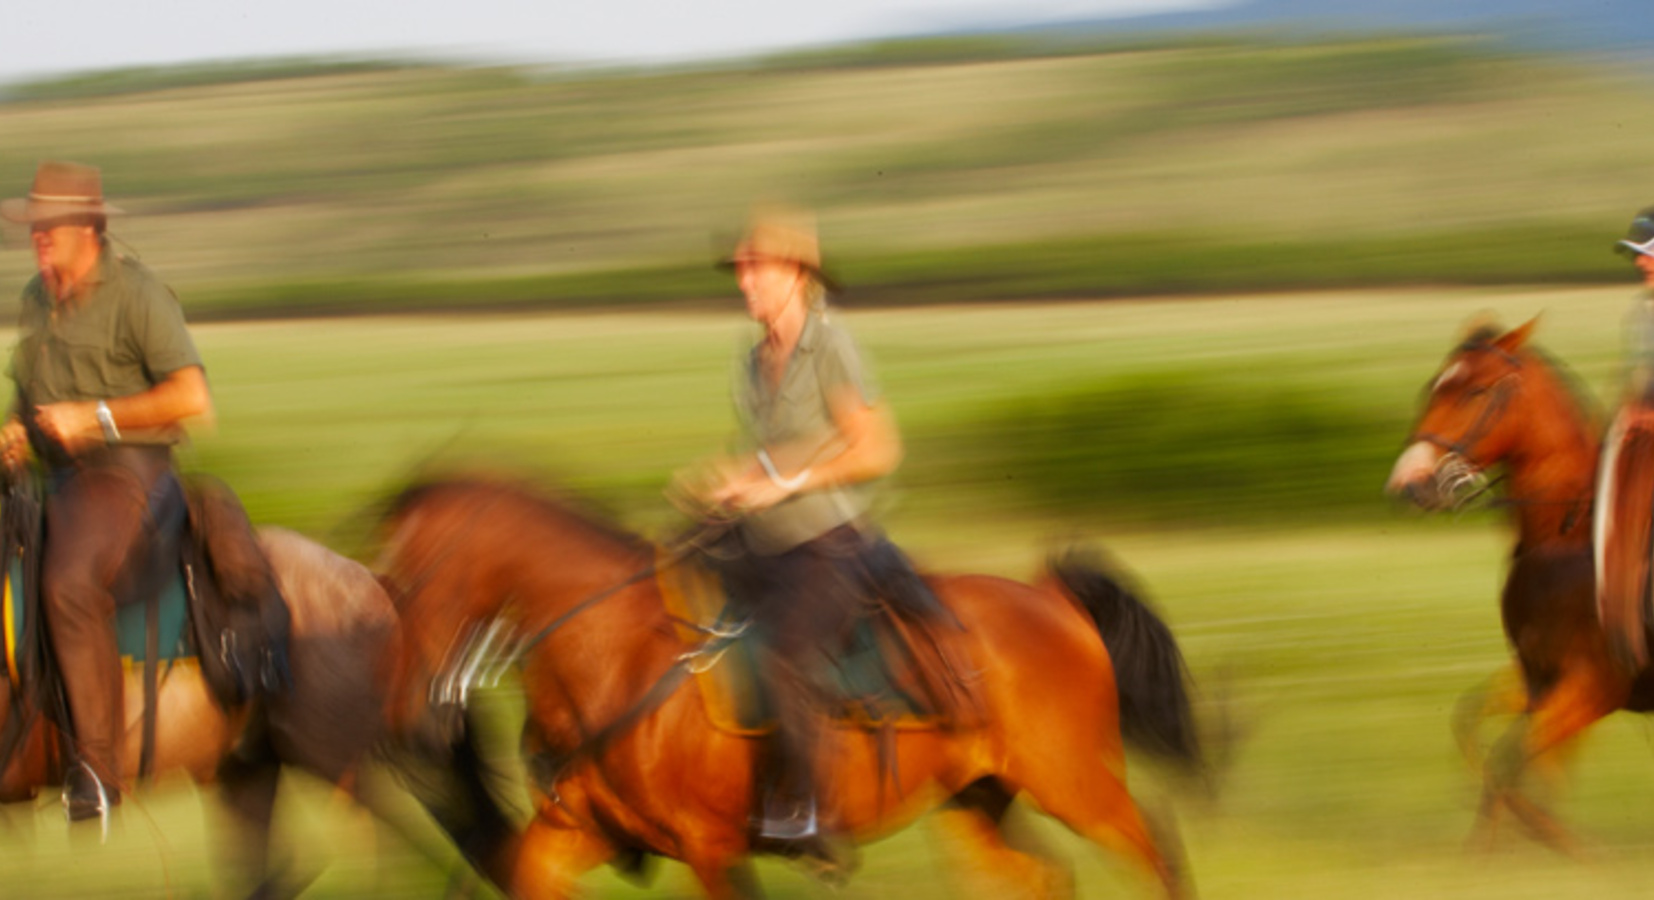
95, 400, 120, 443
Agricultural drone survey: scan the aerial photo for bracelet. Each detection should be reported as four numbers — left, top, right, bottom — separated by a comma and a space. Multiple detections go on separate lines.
95, 400, 120, 443
757, 449, 810, 493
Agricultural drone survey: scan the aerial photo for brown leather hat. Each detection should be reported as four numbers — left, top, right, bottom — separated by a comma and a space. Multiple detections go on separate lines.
1, 161, 125, 225
718, 205, 839, 290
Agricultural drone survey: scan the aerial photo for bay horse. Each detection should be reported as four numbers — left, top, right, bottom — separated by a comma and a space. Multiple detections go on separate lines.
375, 474, 1204, 900
1387, 318, 1654, 851
0, 475, 404, 897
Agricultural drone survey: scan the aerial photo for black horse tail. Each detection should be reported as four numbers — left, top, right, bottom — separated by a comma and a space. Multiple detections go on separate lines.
1049, 549, 1203, 777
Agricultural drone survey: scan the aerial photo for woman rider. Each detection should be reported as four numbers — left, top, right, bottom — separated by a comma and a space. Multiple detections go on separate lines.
1616, 207, 1654, 397
689, 205, 902, 854
1595, 208, 1654, 665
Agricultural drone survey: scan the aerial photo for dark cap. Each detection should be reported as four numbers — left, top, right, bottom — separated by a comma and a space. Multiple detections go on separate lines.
1617, 206, 1654, 259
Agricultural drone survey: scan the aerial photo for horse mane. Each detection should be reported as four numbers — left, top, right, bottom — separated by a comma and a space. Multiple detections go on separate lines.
384, 471, 652, 554
1523, 345, 1603, 428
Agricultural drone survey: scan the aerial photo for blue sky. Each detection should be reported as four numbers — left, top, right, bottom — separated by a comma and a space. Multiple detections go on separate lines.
5, 0, 1221, 85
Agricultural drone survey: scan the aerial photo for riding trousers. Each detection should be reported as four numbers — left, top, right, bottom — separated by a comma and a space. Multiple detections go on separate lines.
42, 445, 175, 791
723, 524, 871, 811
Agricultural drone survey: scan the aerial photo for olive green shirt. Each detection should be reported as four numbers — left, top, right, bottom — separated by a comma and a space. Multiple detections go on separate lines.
10, 240, 202, 453
735, 309, 879, 555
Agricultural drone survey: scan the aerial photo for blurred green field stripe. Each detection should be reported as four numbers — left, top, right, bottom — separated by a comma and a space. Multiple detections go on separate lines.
183, 224, 1622, 320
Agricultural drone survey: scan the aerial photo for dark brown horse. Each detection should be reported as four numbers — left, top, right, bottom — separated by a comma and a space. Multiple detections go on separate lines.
375, 474, 1204, 899
0, 475, 404, 896
1387, 319, 1654, 851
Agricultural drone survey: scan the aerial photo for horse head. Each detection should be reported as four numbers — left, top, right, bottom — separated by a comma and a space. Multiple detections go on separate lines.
374, 487, 491, 749
1388, 318, 1599, 546
374, 475, 654, 751
1389, 318, 1541, 510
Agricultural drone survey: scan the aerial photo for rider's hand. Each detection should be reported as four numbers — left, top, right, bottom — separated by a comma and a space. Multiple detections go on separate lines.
672, 456, 794, 516
33, 401, 100, 455
706, 464, 795, 513
0, 419, 28, 473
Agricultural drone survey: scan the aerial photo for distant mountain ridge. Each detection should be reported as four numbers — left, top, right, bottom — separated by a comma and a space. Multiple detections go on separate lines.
1010, 0, 1654, 54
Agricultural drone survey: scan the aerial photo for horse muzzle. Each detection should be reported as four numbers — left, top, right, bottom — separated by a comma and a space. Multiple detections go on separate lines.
1387, 441, 1488, 512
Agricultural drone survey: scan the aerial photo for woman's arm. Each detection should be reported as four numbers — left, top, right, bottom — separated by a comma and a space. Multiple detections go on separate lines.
709, 385, 901, 512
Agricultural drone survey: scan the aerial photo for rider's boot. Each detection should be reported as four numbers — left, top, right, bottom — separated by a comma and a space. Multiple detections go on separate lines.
754, 733, 852, 882
55, 636, 123, 830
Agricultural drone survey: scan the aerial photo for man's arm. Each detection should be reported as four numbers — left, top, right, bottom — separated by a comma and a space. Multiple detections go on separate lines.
33, 365, 213, 454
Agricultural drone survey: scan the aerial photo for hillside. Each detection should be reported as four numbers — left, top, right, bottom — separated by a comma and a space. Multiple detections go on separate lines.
1055, 0, 1654, 53
3, 36, 1653, 318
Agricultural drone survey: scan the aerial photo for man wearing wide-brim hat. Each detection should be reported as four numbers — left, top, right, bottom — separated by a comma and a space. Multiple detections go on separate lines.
0, 160, 214, 824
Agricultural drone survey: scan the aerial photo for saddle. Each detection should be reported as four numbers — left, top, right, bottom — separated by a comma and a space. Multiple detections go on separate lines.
657, 537, 981, 736
0, 473, 292, 776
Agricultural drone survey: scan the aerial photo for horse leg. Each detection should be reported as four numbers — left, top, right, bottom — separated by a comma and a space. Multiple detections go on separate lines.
215, 746, 315, 899
1455, 665, 1527, 851
491, 812, 614, 899
1453, 666, 1526, 778
1455, 665, 1583, 853
1018, 758, 1185, 900
930, 778, 1073, 900
1480, 666, 1623, 856
685, 857, 764, 900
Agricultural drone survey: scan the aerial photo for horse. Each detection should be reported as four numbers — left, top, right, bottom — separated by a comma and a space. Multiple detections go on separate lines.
1386, 318, 1654, 852
0, 473, 404, 898
374, 473, 1205, 900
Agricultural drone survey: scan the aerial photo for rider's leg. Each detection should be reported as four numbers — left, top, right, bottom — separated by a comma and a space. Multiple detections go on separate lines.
42, 458, 163, 821
750, 527, 863, 842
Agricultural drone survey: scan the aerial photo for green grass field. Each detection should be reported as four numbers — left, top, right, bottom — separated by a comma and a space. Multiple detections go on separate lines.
0, 288, 1651, 896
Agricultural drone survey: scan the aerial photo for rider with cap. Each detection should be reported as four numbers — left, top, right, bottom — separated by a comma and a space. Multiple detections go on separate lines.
1617, 208, 1654, 398
2, 161, 216, 823
1592, 209, 1654, 668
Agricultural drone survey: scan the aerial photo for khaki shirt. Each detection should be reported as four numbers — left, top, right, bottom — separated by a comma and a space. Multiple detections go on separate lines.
1628, 290, 1654, 398
10, 241, 203, 455
735, 309, 879, 555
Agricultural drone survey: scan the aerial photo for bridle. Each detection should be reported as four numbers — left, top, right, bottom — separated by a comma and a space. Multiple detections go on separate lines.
1411, 352, 1523, 466
1403, 349, 1524, 514
1408, 348, 1590, 534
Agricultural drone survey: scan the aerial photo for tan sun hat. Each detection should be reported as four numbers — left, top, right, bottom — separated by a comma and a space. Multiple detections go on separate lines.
1, 161, 125, 225
718, 204, 839, 290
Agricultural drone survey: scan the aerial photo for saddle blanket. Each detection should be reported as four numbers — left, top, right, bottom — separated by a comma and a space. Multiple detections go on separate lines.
654, 547, 939, 736
4, 554, 193, 683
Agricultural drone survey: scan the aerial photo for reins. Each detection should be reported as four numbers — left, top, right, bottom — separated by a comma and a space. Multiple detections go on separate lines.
421, 512, 755, 788
423, 513, 743, 708
1414, 370, 1519, 464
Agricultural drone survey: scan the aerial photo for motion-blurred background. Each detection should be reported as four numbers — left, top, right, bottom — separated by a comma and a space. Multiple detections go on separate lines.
4, 2, 1654, 897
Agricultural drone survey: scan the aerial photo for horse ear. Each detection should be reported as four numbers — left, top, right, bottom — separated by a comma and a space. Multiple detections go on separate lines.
1497, 316, 1541, 352
1458, 311, 1503, 345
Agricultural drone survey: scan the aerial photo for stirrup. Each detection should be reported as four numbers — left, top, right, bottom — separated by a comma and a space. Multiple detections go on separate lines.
63, 763, 115, 842
758, 795, 819, 841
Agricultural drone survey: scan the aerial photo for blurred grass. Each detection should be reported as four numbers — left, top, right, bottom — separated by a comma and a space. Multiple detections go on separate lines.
167, 286, 1628, 541
0, 289, 1645, 896
963, 366, 1408, 522
3, 35, 1653, 318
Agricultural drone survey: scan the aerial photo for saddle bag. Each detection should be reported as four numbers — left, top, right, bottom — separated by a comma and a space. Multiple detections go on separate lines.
183, 477, 293, 708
